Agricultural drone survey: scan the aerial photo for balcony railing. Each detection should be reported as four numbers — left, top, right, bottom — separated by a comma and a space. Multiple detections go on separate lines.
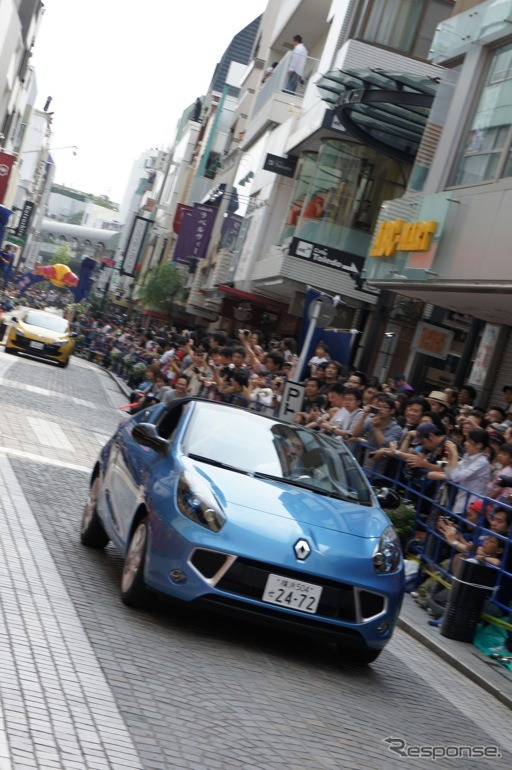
430, 0, 512, 61
251, 51, 320, 121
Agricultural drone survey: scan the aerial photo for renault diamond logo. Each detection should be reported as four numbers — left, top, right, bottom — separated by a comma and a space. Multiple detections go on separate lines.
294, 539, 311, 560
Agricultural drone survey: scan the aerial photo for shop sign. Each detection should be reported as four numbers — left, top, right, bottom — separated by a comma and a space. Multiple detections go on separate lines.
289, 237, 364, 276
411, 322, 453, 360
369, 218, 437, 257
15, 201, 35, 238
263, 154, 298, 178
0, 151, 15, 204
121, 215, 151, 276
468, 324, 500, 388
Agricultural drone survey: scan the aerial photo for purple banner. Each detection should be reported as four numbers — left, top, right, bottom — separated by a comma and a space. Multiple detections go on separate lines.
172, 203, 217, 264
220, 213, 243, 249
172, 207, 195, 264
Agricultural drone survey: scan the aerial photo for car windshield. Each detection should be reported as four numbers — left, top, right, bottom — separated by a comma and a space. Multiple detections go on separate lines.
183, 402, 372, 505
23, 312, 68, 333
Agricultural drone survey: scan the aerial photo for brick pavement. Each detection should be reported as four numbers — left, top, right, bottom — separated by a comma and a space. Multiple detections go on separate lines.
0, 351, 512, 769
0, 455, 143, 770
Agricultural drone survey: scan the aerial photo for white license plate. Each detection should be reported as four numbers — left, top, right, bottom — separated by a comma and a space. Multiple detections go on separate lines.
30, 341, 44, 349
262, 573, 322, 614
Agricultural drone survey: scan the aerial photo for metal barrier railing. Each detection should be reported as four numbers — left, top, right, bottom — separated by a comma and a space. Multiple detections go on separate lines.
361, 446, 512, 626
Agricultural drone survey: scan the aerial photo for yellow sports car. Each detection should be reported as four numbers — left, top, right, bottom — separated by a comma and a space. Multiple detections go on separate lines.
4, 308, 75, 368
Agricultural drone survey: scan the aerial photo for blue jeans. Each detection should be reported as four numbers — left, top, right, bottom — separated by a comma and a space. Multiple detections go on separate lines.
285, 71, 299, 93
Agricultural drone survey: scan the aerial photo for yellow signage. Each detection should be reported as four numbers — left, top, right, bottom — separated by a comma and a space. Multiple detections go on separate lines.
369, 218, 437, 257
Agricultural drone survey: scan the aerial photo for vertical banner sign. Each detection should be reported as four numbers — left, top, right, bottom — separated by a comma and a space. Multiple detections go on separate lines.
173, 203, 193, 235
172, 203, 217, 264
15, 201, 35, 238
189, 203, 217, 261
220, 213, 243, 248
172, 207, 195, 263
121, 215, 151, 276
0, 152, 16, 204
468, 324, 500, 388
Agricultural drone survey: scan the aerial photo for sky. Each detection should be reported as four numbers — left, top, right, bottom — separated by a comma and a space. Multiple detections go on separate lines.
30, 0, 268, 204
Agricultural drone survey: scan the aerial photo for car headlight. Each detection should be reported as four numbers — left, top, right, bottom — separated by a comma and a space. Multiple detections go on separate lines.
373, 525, 402, 574
14, 327, 25, 337
177, 472, 226, 532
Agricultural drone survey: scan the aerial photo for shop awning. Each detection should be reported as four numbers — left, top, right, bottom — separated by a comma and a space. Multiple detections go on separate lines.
317, 67, 439, 163
214, 284, 288, 311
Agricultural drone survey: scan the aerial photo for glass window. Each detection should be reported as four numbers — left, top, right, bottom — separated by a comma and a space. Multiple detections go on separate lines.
354, 0, 453, 59
450, 43, 512, 186
287, 139, 406, 255
363, 0, 422, 53
183, 402, 372, 504
279, 152, 317, 244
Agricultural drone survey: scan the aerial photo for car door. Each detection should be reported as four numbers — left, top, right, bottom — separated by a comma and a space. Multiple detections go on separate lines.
105, 405, 167, 545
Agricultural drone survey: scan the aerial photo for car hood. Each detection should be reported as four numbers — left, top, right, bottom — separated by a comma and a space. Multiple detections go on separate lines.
184, 457, 390, 539
17, 320, 69, 342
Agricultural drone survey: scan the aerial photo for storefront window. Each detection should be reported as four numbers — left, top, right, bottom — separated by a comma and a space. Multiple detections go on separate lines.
284, 139, 407, 256
450, 42, 512, 186
279, 152, 317, 244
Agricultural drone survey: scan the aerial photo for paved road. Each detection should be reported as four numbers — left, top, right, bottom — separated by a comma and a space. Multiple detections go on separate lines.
0, 350, 511, 770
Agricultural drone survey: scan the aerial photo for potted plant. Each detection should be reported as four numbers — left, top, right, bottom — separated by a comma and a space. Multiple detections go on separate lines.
385, 502, 417, 553
130, 361, 146, 388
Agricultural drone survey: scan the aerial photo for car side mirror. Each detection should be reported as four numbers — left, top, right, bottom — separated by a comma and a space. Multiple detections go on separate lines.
132, 423, 169, 454
10, 316, 17, 323
375, 487, 401, 510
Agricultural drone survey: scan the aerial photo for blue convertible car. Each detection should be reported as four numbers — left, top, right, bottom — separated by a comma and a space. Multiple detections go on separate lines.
81, 398, 404, 663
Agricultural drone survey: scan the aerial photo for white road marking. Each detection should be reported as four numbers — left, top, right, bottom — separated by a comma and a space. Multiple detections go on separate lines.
0, 376, 97, 408
0, 447, 90, 472
27, 417, 75, 452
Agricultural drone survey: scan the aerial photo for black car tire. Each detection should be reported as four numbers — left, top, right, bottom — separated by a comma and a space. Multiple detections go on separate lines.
121, 517, 151, 608
5, 346, 17, 355
58, 358, 70, 368
338, 645, 382, 664
80, 476, 110, 548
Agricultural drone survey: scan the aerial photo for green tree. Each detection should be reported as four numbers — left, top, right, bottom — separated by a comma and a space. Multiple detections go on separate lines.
51, 243, 72, 265
68, 211, 84, 225
138, 262, 185, 319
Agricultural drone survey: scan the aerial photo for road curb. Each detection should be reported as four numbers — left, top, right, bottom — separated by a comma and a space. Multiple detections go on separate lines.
104, 367, 131, 398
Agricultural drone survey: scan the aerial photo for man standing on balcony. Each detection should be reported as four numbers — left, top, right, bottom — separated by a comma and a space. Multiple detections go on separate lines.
285, 35, 308, 94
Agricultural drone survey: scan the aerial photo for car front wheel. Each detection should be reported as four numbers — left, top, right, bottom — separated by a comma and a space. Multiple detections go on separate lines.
121, 517, 151, 608
80, 476, 109, 548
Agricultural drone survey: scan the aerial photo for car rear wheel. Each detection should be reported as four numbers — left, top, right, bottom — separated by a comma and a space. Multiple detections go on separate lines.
80, 476, 109, 548
121, 517, 151, 608
5, 346, 17, 355
337, 645, 382, 664
58, 358, 69, 368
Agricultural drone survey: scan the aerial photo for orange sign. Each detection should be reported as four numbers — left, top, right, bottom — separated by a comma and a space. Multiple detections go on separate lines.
412, 322, 453, 360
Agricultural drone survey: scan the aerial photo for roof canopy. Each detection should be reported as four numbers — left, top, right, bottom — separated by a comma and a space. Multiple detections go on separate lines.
317, 67, 439, 163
